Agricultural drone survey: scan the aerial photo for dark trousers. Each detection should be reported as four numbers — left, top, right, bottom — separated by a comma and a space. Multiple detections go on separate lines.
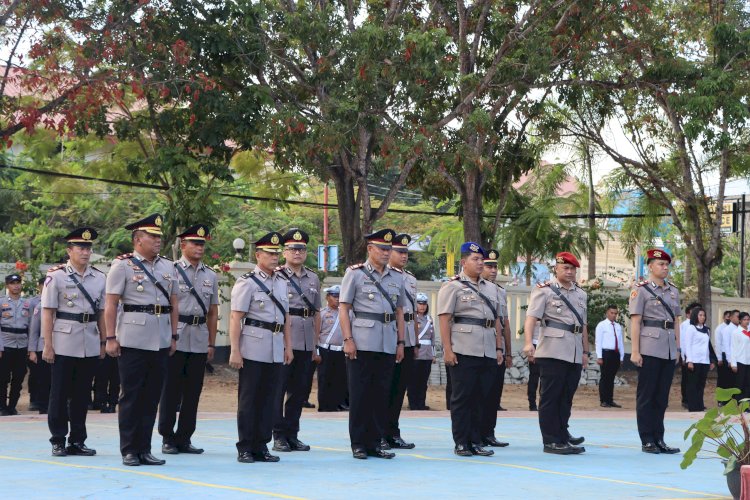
686, 363, 709, 412
386, 346, 414, 438
346, 351, 395, 450
680, 363, 688, 405
30, 354, 51, 409
158, 351, 207, 446
736, 363, 750, 400
599, 350, 621, 404
303, 358, 316, 403
317, 348, 347, 411
479, 361, 504, 438
717, 353, 736, 390
94, 355, 120, 407
536, 357, 581, 445
407, 360, 432, 410
445, 367, 452, 410
118, 347, 168, 455
273, 349, 311, 440
528, 358, 540, 406
237, 360, 282, 454
48, 355, 98, 445
0, 347, 28, 409
448, 354, 496, 447
636, 355, 675, 444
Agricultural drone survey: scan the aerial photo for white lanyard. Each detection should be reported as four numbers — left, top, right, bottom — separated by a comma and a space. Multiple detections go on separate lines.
418, 317, 432, 339
323, 314, 341, 345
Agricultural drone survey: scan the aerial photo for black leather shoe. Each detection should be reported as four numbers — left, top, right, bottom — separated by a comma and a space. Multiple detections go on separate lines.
642, 443, 661, 454
272, 438, 291, 452
379, 438, 391, 450
122, 453, 140, 466
567, 433, 585, 446
600, 402, 612, 408
483, 436, 510, 447
655, 440, 680, 454
454, 444, 473, 457
51, 444, 67, 457
177, 444, 204, 454
609, 401, 622, 408
237, 452, 255, 463
252, 450, 280, 462
529, 404, 538, 411
162, 443, 179, 455
66, 443, 96, 456
287, 437, 310, 451
470, 444, 494, 456
388, 436, 415, 449
302, 401, 315, 409
337, 403, 349, 411
367, 448, 395, 459
28, 402, 40, 411
5, 407, 17, 416
138, 453, 166, 465
352, 447, 367, 459
497, 405, 507, 411
38, 407, 48, 415
544, 443, 583, 455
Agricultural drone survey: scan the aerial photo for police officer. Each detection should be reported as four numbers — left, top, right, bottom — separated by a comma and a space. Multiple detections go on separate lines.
523, 252, 588, 455
527, 321, 541, 411
272, 228, 321, 453
41, 228, 107, 457
629, 248, 681, 454
382, 233, 416, 450
28, 277, 50, 414
105, 213, 179, 467
0, 273, 31, 415
317, 285, 348, 412
407, 292, 435, 410
159, 224, 219, 455
230, 232, 294, 464
480, 249, 511, 447
437, 242, 504, 457
339, 228, 407, 460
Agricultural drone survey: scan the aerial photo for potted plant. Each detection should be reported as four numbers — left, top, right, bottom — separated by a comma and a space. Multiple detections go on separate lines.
681, 388, 750, 499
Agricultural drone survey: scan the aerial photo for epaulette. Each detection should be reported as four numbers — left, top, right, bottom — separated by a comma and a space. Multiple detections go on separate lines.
91, 267, 105, 274
304, 266, 315, 273
404, 269, 414, 276
349, 263, 364, 270
241, 271, 255, 279
495, 282, 505, 289
449, 274, 461, 281
116, 253, 133, 260
390, 267, 403, 274
536, 280, 551, 288
274, 266, 289, 278
158, 255, 173, 262
47, 264, 65, 274
636, 279, 649, 287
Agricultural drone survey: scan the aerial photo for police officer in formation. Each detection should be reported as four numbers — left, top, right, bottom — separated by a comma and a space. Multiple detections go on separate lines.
41, 228, 107, 457
0, 273, 31, 415
317, 285, 349, 411
105, 213, 179, 467
159, 224, 219, 455
527, 321, 541, 411
437, 242, 505, 457
28, 277, 50, 414
230, 231, 293, 464
272, 229, 320, 453
407, 292, 434, 410
629, 248, 681, 454
523, 252, 588, 455
339, 229, 407, 460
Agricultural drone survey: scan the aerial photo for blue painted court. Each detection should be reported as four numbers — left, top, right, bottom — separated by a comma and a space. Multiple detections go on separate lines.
0, 411, 729, 499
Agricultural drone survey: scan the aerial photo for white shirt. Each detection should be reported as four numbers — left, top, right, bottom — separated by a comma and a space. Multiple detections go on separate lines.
682, 323, 712, 364
730, 325, 750, 367
724, 322, 738, 358
595, 319, 624, 361
715, 322, 728, 356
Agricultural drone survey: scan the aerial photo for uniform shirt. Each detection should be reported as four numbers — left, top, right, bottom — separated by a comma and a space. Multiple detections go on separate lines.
526, 278, 588, 364
730, 325, 750, 367
532, 321, 541, 346
414, 313, 435, 360
436, 272, 501, 359
628, 279, 680, 360
318, 306, 351, 348
595, 319, 625, 361
394, 267, 418, 348
174, 257, 219, 353
1, 294, 33, 349
42, 264, 106, 358
231, 268, 289, 363
683, 323, 713, 364
28, 300, 43, 352
279, 265, 321, 351
724, 322, 739, 359
715, 321, 729, 357
106, 251, 177, 351
339, 260, 407, 355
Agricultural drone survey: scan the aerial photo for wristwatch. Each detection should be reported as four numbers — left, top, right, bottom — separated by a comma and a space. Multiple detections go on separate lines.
172, 334, 180, 341
397, 340, 405, 346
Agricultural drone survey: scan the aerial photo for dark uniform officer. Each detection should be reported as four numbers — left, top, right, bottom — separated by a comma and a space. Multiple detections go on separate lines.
272, 229, 321, 453
230, 232, 294, 464
317, 285, 349, 411
407, 292, 435, 410
28, 278, 50, 414
437, 242, 504, 457
159, 224, 219, 455
629, 248, 681, 454
527, 321, 541, 411
0, 273, 31, 415
523, 252, 589, 455
105, 213, 179, 467
41, 228, 106, 457
339, 229, 407, 460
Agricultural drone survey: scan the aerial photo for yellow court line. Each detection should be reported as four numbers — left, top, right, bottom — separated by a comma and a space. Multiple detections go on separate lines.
0, 455, 307, 499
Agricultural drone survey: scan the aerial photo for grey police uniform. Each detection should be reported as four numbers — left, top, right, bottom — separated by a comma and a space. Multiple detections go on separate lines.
28, 298, 43, 352
319, 306, 346, 350
407, 312, 435, 411
400, 269, 418, 347
0, 293, 33, 412
317, 306, 350, 411
415, 313, 435, 360
174, 258, 219, 353
27, 297, 51, 412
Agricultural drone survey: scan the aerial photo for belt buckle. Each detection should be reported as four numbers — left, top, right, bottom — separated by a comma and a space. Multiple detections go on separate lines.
485, 319, 493, 328
663, 320, 670, 329
384, 313, 392, 323
574, 325, 583, 334
273, 323, 283, 334
81, 313, 90, 323
192, 315, 200, 326
303, 308, 310, 318
154, 304, 162, 316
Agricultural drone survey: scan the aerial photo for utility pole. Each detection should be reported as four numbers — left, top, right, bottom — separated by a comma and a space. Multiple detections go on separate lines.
741, 194, 746, 297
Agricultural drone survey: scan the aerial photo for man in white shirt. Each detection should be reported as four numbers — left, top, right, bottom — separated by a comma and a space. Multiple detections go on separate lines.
595, 305, 625, 408
716, 310, 737, 398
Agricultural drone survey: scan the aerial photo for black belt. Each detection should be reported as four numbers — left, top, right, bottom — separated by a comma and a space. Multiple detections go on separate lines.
454, 316, 494, 329
178, 315, 206, 326
354, 311, 395, 323
643, 319, 674, 329
122, 304, 173, 315
56, 311, 100, 323
545, 320, 584, 334
404, 312, 414, 322
0, 326, 28, 334
243, 318, 284, 333
289, 307, 314, 318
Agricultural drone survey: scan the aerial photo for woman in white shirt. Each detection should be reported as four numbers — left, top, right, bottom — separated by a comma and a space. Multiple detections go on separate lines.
408, 293, 435, 411
731, 312, 750, 400
683, 307, 717, 412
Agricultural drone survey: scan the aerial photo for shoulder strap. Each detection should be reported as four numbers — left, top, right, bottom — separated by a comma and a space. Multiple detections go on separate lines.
174, 264, 208, 316
549, 285, 585, 326
285, 271, 318, 313
462, 281, 498, 320
248, 273, 287, 318
418, 317, 432, 339
323, 313, 341, 345
639, 285, 676, 321
68, 272, 99, 313
130, 257, 172, 302
358, 266, 397, 314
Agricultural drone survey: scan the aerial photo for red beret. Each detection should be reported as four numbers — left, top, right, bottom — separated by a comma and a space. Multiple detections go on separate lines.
555, 252, 580, 268
646, 248, 671, 264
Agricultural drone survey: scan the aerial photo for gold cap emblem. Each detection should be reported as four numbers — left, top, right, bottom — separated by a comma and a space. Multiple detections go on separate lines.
653, 250, 662, 257
470, 243, 479, 252
155, 216, 163, 227
293, 231, 302, 241
197, 227, 206, 237
82, 230, 91, 241
489, 251, 497, 259
401, 237, 408, 245
556, 257, 565, 264
271, 234, 280, 245
384, 232, 393, 242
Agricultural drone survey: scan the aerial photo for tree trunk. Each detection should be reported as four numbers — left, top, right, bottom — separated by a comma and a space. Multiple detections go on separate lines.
694, 260, 712, 328
586, 146, 596, 280
525, 252, 533, 286
330, 167, 365, 266
462, 169, 484, 243
683, 251, 692, 287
